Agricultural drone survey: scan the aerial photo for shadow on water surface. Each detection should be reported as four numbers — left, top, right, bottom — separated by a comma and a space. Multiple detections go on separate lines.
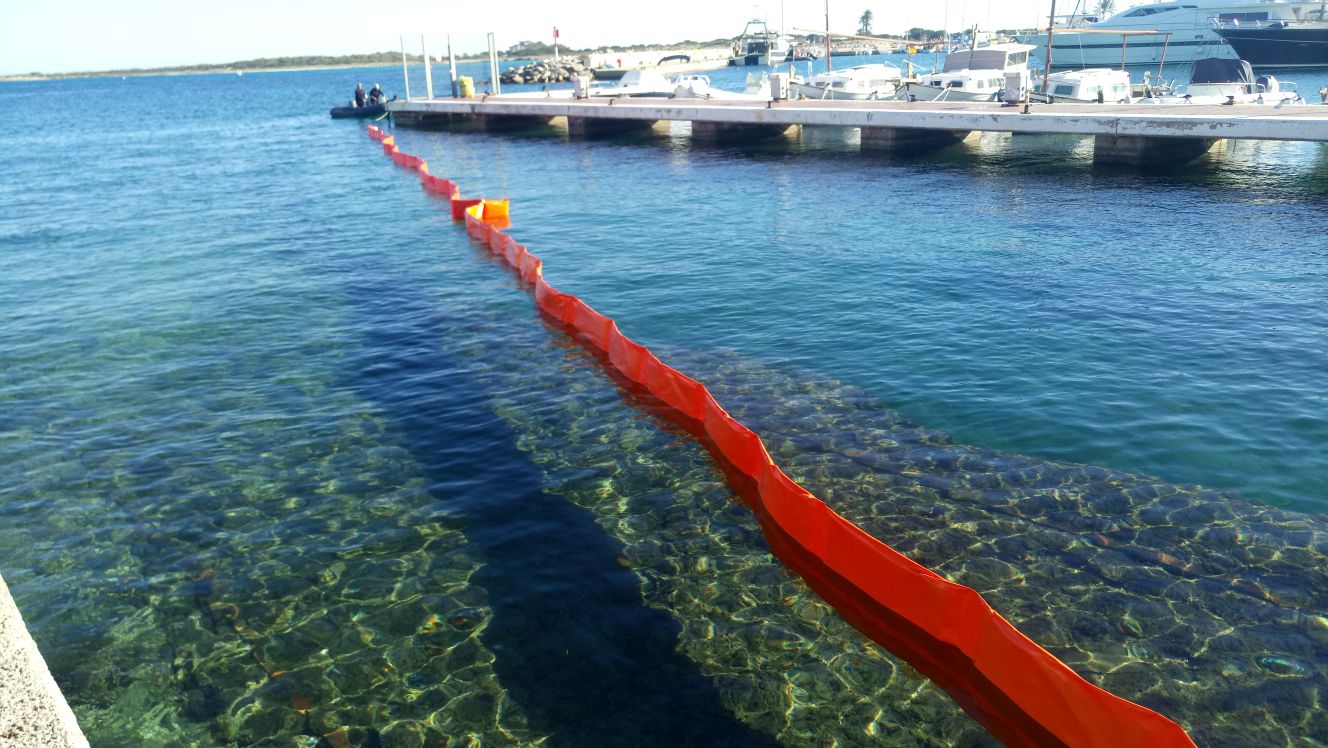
339, 272, 774, 747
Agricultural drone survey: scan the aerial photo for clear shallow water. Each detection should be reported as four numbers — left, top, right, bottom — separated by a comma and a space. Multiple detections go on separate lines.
0, 64, 1326, 746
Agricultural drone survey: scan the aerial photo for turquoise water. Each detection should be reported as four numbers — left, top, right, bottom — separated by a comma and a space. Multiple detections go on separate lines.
1, 64, 1327, 746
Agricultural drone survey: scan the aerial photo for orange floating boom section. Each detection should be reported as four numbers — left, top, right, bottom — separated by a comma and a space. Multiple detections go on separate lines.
362, 124, 1197, 748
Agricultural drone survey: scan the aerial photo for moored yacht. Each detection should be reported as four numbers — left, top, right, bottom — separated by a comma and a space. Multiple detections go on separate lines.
1214, 13, 1328, 67
899, 43, 1035, 102
729, 19, 791, 66
1018, 0, 1325, 68
1032, 67, 1134, 102
587, 70, 679, 98
790, 63, 904, 100
672, 72, 774, 100
1135, 56, 1305, 103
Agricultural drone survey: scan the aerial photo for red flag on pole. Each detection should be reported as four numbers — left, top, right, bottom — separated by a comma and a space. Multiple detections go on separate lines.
553, 27, 560, 40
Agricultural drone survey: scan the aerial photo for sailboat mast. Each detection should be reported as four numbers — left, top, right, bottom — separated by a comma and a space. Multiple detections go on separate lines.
1043, 0, 1057, 94
825, 0, 833, 71
943, 1, 950, 52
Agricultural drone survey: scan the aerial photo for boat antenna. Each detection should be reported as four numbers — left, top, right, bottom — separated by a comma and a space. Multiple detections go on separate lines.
1043, 0, 1056, 95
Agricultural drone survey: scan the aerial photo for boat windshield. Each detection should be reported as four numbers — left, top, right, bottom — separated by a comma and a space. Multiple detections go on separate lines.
1190, 57, 1253, 84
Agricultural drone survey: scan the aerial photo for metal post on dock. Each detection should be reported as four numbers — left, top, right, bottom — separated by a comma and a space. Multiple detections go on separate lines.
422, 35, 434, 99
487, 33, 501, 95
448, 35, 458, 98
399, 36, 412, 100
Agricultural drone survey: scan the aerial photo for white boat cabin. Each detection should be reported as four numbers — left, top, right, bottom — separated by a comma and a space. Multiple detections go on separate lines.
1036, 68, 1133, 102
908, 43, 1035, 100
792, 63, 903, 100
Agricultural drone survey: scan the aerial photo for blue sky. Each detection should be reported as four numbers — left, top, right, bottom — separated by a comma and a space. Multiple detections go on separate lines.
2, 0, 1055, 75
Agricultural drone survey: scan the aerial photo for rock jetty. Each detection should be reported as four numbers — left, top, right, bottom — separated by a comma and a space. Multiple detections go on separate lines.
500, 59, 588, 85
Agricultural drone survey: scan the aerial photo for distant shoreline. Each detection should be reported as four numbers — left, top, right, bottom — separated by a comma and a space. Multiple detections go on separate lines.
0, 58, 504, 83
0, 38, 759, 82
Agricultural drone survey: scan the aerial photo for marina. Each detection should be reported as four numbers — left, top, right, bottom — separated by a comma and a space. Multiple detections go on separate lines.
6, 8, 1328, 746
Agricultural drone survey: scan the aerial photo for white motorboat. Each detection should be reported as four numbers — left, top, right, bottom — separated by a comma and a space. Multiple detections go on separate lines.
1017, 0, 1324, 68
1134, 57, 1305, 104
587, 69, 679, 98
1033, 67, 1134, 102
671, 73, 773, 100
790, 63, 904, 100
899, 43, 1035, 102
729, 19, 791, 66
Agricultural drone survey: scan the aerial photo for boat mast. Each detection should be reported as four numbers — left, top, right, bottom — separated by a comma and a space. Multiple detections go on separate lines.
1043, 0, 1056, 94
825, 0, 833, 71
943, 1, 950, 52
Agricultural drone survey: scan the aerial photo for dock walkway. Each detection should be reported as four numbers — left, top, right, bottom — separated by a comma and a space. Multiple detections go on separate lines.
389, 96, 1328, 164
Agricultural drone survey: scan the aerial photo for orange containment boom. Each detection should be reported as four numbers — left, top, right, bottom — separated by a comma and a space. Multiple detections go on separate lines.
362, 124, 1197, 748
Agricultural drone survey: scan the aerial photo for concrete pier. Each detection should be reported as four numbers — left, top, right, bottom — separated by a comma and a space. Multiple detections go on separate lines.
0, 573, 88, 747
388, 96, 1328, 165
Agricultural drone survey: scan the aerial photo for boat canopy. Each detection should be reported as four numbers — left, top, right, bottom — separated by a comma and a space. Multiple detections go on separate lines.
1190, 57, 1253, 84
942, 47, 1029, 71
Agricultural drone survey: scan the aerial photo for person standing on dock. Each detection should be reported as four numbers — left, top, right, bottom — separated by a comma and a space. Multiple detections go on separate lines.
354, 83, 366, 107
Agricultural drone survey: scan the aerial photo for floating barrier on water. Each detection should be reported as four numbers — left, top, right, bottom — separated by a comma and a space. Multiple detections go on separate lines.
362, 124, 1197, 748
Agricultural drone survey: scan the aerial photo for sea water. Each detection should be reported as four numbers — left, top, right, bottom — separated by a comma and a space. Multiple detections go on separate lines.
1, 63, 1326, 747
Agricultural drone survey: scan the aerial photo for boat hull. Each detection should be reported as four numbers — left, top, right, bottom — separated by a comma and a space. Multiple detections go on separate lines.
1217, 25, 1328, 67
1019, 31, 1238, 67
899, 83, 1001, 102
330, 103, 386, 119
789, 83, 885, 100
728, 53, 772, 66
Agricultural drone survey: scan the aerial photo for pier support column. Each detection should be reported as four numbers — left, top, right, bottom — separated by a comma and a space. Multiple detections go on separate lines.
567, 117, 658, 139
1093, 135, 1221, 167
860, 127, 970, 153
691, 121, 793, 144
472, 114, 556, 133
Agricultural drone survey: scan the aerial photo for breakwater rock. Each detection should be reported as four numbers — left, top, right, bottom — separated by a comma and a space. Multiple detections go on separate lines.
500, 59, 588, 85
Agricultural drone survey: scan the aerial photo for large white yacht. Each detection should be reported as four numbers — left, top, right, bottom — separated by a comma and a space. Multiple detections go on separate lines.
1017, 0, 1325, 68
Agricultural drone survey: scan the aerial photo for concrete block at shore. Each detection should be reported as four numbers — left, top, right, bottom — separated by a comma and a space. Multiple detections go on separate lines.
0, 573, 88, 747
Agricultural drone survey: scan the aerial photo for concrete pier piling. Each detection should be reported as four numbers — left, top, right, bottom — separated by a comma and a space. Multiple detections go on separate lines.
1092, 134, 1221, 166
0, 573, 88, 747
690, 121, 793, 143
471, 113, 556, 133
860, 126, 971, 152
566, 116, 658, 138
